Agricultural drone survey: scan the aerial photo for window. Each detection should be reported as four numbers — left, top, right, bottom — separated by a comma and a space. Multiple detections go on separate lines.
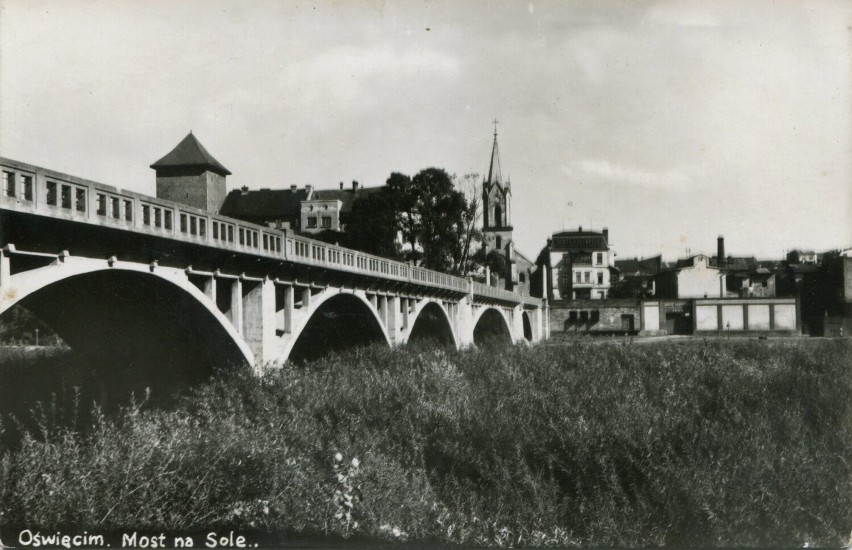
180, 213, 188, 233
22, 175, 33, 201
2, 171, 15, 197
321, 216, 331, 228
123, 200, 133, 221
575, 271, 581, 283
110, 197, 119, 218
96, 193, 107, 215
307, 216, 317, 228
61, 185, 72, 209
46, 181, 58, 206
154, 208, 162, 228
597, 272, 604, 285
164, 210, 173, 230
142, 205, 151, 225
584, 271, 590, 283
596, 252, 603, 265
76, 189, 87, 212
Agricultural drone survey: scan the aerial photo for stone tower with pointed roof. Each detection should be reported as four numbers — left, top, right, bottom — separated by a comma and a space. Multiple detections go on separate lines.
482, 126, 513, 256
151, 132, 231, 213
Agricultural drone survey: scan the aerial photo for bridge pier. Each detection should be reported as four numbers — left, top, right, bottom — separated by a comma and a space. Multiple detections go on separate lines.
0, 247, 9, 298
243, 278, 277, 366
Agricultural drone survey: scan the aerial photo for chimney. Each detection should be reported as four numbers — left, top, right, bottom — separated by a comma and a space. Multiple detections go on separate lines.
602, 227, 609, 243
240, 185, 249, 195
339, 181, 344, 190
305, 184, 313, 193
352, 180, 359, 191
290, 184, 297, 191
579, 225, 583, 232
717, 236, 725, 267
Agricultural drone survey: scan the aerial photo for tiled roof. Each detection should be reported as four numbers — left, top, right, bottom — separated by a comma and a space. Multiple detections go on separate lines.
150, 132, 231, 176
220, 188, 307, 219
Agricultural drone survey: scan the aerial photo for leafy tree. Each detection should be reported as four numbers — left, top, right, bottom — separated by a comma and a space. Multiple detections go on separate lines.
343, 190, 401, 259
449, 173, 483, 277
608, 276, 655, 299
339, 168, 484, 276
385, 172, 420, 262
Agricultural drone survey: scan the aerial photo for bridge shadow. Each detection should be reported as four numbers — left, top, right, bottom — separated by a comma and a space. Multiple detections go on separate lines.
288, 294, 387, 363
0, 269, 251, 447
473, 308, 513, 346
408, 302, 455, 348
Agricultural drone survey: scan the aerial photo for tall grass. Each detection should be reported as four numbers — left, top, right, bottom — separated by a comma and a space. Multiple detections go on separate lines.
1, 339, 850, 546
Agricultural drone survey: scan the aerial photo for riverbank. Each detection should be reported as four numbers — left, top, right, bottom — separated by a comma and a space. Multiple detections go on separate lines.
2, 339, 850, 547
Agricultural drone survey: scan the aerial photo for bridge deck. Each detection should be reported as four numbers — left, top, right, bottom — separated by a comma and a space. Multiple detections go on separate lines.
0, 157, 541, 307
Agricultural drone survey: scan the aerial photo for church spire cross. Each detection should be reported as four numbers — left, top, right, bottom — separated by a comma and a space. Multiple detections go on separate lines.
492, 118, 499, 136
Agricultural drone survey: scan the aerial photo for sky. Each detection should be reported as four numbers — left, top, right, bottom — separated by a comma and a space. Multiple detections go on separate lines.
1, 0, 850, 262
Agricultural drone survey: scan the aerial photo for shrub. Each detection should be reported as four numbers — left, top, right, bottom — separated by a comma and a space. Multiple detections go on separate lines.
1, 339, 849, 546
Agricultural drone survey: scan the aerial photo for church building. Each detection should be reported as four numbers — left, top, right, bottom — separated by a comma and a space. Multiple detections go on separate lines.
481, 125, 535, 291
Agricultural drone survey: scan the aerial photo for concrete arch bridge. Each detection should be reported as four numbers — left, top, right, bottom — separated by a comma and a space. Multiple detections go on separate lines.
0, 157, 548, 374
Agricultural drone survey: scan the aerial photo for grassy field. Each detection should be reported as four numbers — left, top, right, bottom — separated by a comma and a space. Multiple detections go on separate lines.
1, 339, 850, 547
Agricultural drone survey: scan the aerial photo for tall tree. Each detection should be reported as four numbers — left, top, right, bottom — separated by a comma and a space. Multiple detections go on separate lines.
410, 168, 467, 273
449, 172, 483, 277
385, 172, 420, 264
343, 189, 401, 259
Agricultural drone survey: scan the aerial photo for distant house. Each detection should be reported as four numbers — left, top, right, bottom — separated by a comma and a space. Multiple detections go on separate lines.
726, 268, 776, 298
300, 181, 383, 235
656, 254, 731, 299
546, 227, 612, 300
219, 185, 310, 231
787, 249, 818, 265
612, 255, 662, 296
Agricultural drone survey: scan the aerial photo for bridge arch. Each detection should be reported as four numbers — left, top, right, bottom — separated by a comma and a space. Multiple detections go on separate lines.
472, 306, 513, 345
406, 300, 458, 348
0, 259, 253, 408
284, 290, 390, 363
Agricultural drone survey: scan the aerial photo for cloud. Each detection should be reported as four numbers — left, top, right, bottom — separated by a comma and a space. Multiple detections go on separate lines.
289, 44, 461, 107
566, 159, 692, 189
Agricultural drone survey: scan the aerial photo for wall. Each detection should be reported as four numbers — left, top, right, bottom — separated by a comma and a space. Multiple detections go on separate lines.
550, 299, 640, 334
300, 200, 342, 234
549, 250, 611, 300
692, 297, 799, 335
156, 170, 226, 213
677, 256, 728, 298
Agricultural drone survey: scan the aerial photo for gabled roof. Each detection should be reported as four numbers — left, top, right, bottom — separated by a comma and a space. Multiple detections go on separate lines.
220, 188, 307, 219
150, 132, 231, 176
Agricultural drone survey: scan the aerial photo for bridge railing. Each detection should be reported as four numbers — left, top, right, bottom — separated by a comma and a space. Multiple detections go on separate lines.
0, 157, 534, 303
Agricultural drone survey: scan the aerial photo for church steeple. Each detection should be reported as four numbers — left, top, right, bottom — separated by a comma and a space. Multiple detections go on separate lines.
487, 127, 503, 186
482, 121, 514, 259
